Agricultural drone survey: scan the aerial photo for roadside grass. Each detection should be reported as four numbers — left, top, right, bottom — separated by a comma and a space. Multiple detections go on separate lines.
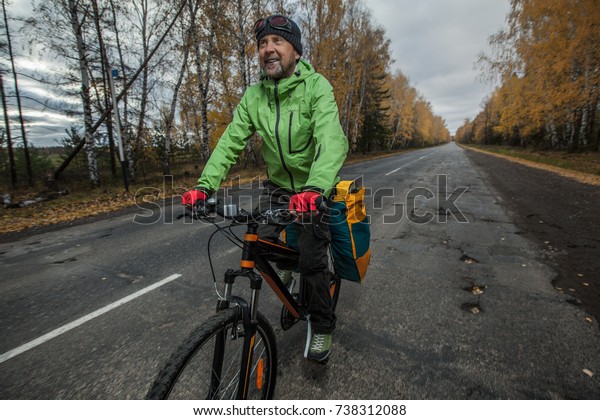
462, 144, 600, 189
0, 164, 256, 234
465, 144, 600, 177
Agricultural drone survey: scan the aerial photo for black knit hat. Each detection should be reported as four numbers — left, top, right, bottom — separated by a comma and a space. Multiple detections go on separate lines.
254, 15, 303, 56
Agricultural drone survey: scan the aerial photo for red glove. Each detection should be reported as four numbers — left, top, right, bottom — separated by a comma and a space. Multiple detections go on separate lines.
289, 191, 321, 213
182, 189, 207, 207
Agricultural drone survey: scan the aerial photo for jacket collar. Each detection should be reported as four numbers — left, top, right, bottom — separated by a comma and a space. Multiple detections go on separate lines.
260, 59, 314, 96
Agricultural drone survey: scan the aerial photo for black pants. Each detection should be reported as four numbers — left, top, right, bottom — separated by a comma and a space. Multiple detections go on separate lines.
256, 181, 336, 334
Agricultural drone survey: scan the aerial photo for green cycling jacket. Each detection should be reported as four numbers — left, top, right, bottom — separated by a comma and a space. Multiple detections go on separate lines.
196, 59, 349, 196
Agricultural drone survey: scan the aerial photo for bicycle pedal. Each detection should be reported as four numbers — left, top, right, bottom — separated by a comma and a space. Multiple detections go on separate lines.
280, 305, 299, 331
307, 357, 330, 365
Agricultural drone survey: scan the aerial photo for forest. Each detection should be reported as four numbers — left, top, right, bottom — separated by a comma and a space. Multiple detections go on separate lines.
0, 0, 451, 190
456, 0, 600, 152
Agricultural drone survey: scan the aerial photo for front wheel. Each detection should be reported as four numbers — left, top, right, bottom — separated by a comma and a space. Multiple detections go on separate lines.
146, 308, 277, 400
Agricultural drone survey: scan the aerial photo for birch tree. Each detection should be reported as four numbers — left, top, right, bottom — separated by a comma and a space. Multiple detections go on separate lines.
0, 72, 17, 188
67, 0, 100, 186
159, 16, 190, 175
28, 0, 100, 185
2, 0, 32, 185
45, 0, 189, 182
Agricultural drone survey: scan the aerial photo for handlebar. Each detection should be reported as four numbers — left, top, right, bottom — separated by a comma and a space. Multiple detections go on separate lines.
189, 198, 293, 225
186, 197, 329, 226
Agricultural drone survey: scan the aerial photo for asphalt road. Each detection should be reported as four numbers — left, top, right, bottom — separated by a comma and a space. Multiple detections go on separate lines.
1, 142, 599, 399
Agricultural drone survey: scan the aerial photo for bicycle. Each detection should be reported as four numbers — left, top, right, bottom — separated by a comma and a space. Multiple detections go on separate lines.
146, 198, 341, 400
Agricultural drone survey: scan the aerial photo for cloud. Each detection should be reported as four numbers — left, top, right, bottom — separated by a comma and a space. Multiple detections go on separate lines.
2, 76, 79, 147
364, 0, 510, 134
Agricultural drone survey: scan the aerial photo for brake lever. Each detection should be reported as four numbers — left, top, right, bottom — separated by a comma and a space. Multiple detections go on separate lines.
191, 197, 218, 219
176, 203, 211, 221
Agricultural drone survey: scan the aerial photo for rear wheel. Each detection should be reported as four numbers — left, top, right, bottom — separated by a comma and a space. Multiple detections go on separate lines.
329, 273, 341, 313
146, 308, 277, 400
280, 271, 340, 328
328, 247, 342, 312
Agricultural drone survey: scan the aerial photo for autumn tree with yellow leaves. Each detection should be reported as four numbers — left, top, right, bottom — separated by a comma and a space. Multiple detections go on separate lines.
458, 0, 600, 151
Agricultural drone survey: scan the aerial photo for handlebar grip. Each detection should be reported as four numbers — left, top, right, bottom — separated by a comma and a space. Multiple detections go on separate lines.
192, 197, 217, 217
316, 196, 330, 213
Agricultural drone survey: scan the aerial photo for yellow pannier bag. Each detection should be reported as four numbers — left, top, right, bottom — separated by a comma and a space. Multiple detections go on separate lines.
328, 179, 371, 282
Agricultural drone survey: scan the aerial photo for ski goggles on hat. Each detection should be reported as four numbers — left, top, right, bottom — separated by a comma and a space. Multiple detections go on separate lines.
254, 15, 293, 35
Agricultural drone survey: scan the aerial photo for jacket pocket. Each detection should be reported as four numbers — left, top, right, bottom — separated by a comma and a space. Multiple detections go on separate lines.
288, 111, 312, 153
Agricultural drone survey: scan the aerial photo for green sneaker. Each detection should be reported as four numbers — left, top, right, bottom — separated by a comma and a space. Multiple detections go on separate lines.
306, 331, 332, 363
277, 268, 293, 288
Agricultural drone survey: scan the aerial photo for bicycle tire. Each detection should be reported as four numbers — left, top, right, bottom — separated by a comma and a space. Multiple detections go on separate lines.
146, 308, 277, 400
329, 273, 342, 313
327, 246, 342, 313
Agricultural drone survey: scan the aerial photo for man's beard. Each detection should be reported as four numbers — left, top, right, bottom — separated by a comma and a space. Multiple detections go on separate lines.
263, 60, 285, 79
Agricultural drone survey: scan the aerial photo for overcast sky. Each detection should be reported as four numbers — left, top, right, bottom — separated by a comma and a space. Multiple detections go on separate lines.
4, 0, 511, 147
363, 0, 511, 135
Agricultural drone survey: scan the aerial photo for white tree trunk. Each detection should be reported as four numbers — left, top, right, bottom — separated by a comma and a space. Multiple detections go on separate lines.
68, 0, 100, 186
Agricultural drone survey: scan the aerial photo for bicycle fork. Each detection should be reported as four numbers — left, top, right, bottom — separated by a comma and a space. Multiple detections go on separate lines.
212, 226, 265, 399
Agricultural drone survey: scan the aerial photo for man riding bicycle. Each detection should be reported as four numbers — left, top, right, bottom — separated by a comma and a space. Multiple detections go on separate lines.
182, 14, 348, 362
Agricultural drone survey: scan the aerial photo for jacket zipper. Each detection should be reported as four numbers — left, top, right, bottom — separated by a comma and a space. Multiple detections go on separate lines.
288, 111, 294, 152
274, 81, 295, 191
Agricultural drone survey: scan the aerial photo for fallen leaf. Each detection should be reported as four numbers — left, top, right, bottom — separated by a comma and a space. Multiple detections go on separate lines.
471, 287, 484, 296
583, 283, 589, 287
583, 369, 593, 378
577, 274, 584, 277
569, 288, 576, 292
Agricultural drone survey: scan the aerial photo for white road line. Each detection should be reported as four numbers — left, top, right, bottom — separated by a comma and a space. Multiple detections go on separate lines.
222, 246, 241, 257
385, 150, 441, 176
385, 154, 429, 176
0, 273, 182, 364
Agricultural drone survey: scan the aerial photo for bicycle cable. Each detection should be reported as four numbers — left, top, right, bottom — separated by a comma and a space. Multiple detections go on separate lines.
205, 219, 246, 301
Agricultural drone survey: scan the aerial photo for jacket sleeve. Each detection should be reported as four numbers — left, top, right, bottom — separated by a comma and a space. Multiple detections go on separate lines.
196, 94, 255, 193
303, 76, 349, 196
